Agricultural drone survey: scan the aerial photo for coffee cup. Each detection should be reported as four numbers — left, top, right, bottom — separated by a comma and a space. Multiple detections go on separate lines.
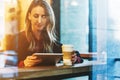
62, 44, 74, 66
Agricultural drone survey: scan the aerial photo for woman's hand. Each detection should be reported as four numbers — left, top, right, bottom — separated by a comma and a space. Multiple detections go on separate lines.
24, 55, 42, 67
71, 53, 78, 64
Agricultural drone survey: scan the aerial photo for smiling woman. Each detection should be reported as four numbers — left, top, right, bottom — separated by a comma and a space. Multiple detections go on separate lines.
19, 0, 51, 31
1, 0, 61, 67
28, 6, 48, 39
1, 0, 83, 68
15, 0, 62, 67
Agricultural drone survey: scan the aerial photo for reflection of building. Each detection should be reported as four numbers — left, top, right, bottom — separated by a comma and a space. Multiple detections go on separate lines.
5, 7, 18, 34
0, 0, 20, 51
5, 0, 19, 35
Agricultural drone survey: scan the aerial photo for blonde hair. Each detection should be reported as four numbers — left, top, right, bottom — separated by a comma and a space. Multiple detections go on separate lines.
25, 0, 57, 52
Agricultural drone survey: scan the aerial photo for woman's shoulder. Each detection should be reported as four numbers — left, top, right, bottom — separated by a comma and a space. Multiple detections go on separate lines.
53, 41, 62, 53
54, 41, 62, 47
16, 31, 26, 39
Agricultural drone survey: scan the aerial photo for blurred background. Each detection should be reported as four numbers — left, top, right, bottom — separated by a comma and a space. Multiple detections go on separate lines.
0, 0, 120, 80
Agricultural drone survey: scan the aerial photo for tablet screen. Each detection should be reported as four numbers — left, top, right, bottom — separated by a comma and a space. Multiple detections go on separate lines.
32, 53, 63, 66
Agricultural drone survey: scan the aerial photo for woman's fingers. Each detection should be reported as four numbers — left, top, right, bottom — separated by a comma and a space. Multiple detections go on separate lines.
71, 53, 77, 63
27, 55, 37, 60
24, 56, 42, 67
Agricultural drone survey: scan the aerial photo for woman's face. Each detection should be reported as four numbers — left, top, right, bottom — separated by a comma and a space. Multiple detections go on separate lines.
28, 6, 48, 37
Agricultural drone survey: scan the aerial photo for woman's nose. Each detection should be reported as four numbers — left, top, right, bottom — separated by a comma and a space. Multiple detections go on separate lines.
38, 16, 42, 23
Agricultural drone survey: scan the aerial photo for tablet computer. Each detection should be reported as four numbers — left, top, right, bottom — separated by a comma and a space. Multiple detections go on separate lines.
32, 53, 63, 66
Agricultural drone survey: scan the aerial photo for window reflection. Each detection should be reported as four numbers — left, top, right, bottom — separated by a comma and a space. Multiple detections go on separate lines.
60, 0, 89, 52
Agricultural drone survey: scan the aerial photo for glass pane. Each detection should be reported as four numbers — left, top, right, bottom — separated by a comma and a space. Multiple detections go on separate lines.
107, 0, 120, 80
0, 0, 18, 78
60, 0, 89, 52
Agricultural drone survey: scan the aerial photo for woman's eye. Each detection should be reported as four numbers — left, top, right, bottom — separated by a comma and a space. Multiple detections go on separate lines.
42, 15, 47, 18
33, 14, 39, 18
33, 14, 47, 19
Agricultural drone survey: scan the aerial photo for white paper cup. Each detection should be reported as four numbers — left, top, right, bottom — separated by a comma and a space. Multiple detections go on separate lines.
62, 44, 74, 66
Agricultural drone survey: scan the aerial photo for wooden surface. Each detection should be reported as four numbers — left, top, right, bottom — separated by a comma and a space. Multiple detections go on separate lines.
18, 64, 91, 79
0, 60, 105, 80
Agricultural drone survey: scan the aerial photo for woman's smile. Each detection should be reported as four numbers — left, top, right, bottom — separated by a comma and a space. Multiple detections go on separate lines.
28, 6, 47, 33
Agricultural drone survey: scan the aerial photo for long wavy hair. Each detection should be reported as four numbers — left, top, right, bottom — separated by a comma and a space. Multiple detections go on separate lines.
25, 0, 57, 52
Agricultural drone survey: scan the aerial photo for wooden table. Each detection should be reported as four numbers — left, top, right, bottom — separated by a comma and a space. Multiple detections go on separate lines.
0, 60, 106, 80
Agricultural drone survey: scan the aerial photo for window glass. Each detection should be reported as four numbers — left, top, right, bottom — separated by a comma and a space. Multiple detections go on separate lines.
60, 0, 89, 52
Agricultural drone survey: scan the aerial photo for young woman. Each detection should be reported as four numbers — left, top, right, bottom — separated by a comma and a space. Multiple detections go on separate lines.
5, 0, 83, 67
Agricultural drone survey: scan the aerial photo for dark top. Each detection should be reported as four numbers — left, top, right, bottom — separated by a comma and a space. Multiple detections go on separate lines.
5, 31, 62, 64
4, 31, 83, 67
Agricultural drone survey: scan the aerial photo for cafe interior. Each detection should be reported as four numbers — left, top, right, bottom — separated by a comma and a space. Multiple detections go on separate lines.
0, 0, 120, 80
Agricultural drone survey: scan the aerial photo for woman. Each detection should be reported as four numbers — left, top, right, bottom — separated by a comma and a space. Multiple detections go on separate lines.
19, 0, 62, 67
5, 0, 83, 67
